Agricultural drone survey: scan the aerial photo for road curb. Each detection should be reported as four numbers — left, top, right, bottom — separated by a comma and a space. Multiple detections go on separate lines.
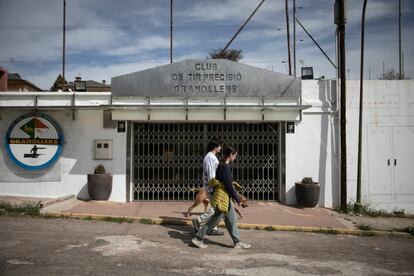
44, 211, 413, 238
40, 194, 75, 208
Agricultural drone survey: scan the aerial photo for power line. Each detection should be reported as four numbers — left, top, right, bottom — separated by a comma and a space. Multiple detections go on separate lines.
0, 24, 282, 31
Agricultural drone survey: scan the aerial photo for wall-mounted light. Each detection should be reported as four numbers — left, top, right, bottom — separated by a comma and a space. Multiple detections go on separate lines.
74, 80, 86, 91
301, 66, 313, 79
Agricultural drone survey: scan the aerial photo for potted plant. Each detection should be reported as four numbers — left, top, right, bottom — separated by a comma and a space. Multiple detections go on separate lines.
87, 164, 112, 200
295, 177, 320, 207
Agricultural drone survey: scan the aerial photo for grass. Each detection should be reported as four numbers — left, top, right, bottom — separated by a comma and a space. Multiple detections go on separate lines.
357, 224, 372, 231
102, 216, 134, 224
139, 218, 155, 224
315, 228, 338, 235
404, 227, 414, 236
334, 202, 412, 218
358, 230, 375, 237
0, 201, 41, 217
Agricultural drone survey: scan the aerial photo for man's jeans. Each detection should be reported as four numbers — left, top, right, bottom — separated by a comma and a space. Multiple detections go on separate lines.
195, 201, 241, 244
197, 189, 221, 231
199, 207, 216, 223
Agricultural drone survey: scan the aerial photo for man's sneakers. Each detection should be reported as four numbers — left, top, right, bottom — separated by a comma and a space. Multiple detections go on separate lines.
234, 242, 251, 249
192, 219, 200, 232
207, 229, 224, 236
192, 219, 224, 235
192, 237, 207, 249
192, 238, 250, 249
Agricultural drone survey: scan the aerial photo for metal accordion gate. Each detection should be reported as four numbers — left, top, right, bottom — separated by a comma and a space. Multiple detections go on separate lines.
132, 123, 280, 201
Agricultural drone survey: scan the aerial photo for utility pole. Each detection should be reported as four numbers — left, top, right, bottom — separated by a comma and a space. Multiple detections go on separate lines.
335, 0, 347, 210
398, 0, 402, 79
170, 0, 173, 63
285, 0, 292, 75
356, 0, 368, 212
293, 0, 296, 77
62, 0, 66, 91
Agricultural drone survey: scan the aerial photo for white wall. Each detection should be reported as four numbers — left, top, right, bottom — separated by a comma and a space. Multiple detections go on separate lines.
285, 80, 340, 208
287, 79, 414, 213
346, 80, 414, 213
0, 110, 127, 202
288, 80, 414, 213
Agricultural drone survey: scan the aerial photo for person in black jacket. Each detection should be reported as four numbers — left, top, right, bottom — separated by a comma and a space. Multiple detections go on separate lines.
192, 146, 251, 249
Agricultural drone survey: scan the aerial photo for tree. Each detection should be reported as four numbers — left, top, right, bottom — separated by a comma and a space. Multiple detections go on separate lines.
50, 74, 67, 91
379, 68, 409, 80
208, 48, 243, 62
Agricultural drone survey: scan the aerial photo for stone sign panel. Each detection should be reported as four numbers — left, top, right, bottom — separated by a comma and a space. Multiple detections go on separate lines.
112, 59, 301, 98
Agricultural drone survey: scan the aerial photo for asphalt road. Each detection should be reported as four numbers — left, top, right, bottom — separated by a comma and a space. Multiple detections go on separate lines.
0, 216, 413, 276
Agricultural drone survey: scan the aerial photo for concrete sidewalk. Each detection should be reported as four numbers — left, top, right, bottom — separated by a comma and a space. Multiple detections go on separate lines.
3, 195, 413, 236
39, 196, 347, 229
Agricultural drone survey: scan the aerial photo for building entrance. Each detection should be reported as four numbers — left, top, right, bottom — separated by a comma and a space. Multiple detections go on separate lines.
132, 123, 281, 201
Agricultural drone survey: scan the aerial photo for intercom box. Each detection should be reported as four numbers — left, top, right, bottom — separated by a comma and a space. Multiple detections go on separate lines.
94, 139, 113, 160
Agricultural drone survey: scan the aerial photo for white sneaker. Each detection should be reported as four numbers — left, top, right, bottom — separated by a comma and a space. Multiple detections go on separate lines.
192, 238, 207, 249
234, 242, 251, 249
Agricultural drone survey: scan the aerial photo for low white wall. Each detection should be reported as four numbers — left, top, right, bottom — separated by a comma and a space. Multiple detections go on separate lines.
0, 110, 127, 202
2, 80, 412, 213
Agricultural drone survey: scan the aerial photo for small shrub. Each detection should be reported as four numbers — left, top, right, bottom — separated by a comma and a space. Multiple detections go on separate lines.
393, 209, 405, 216
0, 201, 40, 216
401, 227, 414, 236
357, 224, 372, 231
335, 202, 412, 218
301, 177, 317, 184
94, 164, 106, 174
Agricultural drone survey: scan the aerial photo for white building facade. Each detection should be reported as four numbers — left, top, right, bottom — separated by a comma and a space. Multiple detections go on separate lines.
0, 60, 413, 213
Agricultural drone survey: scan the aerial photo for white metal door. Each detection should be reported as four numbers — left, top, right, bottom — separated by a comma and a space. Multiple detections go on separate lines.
367, 126, 393, 199
392, 127, 414, 201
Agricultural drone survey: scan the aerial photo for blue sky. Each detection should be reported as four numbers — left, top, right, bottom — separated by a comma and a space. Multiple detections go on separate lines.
0, 0, 413, 90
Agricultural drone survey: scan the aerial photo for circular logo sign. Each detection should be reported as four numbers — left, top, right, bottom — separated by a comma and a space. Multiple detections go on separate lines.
5, 113, 64, 170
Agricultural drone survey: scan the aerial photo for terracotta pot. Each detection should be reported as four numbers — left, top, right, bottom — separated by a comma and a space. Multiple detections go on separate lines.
87, 173, 112, 200
295, 182, 320, 207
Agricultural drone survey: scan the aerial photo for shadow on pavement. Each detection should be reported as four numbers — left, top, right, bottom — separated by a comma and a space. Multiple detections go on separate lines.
162, 223, 233, 248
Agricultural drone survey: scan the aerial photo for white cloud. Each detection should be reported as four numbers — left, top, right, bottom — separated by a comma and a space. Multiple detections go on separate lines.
105, 35, 170, 56
66, 28, 125, 53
